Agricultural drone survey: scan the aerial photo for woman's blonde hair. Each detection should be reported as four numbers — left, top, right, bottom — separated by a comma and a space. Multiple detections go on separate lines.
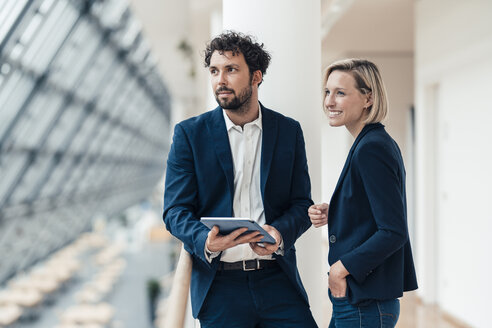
324, 58, 388, 124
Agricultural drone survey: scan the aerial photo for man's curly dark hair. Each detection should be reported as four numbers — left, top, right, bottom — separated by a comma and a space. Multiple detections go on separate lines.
204, 31, 271, 86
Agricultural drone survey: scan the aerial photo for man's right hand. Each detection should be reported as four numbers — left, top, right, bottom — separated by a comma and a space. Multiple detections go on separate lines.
206, 226, 264, 252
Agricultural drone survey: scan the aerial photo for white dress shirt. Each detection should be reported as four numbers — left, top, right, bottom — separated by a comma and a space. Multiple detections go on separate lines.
221, 106, 276, 262
206, 105, 284, 262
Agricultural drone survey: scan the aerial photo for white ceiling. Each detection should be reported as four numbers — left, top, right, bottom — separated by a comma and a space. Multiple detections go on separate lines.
322, 0, 414, 64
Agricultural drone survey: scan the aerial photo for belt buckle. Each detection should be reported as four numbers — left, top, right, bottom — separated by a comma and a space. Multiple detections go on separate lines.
242, 260, 259, 271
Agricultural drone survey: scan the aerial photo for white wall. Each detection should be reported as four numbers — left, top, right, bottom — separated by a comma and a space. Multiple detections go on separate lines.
189, 2, 223, 117
129, 0, 195, 125
415, 1, 492, 326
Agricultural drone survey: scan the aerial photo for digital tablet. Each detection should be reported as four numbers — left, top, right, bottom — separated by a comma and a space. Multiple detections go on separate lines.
200, 217, 277, 244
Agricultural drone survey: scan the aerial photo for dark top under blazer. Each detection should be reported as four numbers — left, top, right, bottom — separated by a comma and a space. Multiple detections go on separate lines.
163, 104, 313, 318
328, 123, 418, 304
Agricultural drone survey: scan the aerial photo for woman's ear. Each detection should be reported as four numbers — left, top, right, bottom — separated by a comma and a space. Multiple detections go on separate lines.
365, 92, 374, 109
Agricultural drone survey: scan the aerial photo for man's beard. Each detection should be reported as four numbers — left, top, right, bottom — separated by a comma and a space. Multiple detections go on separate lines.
214, 84, 253, 112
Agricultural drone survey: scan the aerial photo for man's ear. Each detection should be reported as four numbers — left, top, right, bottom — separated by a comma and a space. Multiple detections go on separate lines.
252, 70, 262, 86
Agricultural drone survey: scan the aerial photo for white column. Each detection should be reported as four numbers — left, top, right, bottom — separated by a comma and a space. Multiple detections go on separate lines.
223, 1, 325, 324
207, 9, 223, 110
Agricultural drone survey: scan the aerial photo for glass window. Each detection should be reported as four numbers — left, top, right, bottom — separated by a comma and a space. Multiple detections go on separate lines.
18, 11, 43, 45
9, 154, 52, 204
70, 114, 98, 153
76, 46, 114, 101
3, 87, 64, 149
39, 156, 74, 198
85, 119, 113, 156
0, 153, 29, 204
116, 16, 141, 49
22, 0, 76, 73
0, 0, 171, 283
129, 38, 150, 65
59, 161, 86, 195
48, 20, 101, 89
43, 104, 86, 152
92, 0, 127, 29
0, 70, 35, 139
96, 65, 127, 111
0, 0, 28, 44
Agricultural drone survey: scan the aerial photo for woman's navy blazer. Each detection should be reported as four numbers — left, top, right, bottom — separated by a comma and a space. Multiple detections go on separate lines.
328, 123, 418, 304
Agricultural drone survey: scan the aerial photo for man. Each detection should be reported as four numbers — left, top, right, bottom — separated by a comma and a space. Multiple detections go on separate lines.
163, 31, 317, 327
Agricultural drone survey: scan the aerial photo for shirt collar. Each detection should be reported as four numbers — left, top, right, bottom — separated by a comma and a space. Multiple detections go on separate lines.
222, 102, 263, 132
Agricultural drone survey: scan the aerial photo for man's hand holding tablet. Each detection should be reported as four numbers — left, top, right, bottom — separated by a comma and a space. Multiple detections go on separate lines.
201, 217, 278, 253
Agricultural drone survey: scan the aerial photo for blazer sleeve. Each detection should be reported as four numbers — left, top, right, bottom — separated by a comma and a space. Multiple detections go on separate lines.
340, 141, 408, 283
270, 122, 313, 251
163, 123, 211, 265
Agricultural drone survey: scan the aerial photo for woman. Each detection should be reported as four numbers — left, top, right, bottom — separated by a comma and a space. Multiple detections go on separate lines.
309, 59, 417, 327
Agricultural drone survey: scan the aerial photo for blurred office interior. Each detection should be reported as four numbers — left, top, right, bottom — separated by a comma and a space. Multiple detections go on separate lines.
0, 0, 490, 327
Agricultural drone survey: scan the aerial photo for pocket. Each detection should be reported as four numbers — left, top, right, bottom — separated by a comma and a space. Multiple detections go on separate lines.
377, 299, 400, 328
328, 288, 348, 301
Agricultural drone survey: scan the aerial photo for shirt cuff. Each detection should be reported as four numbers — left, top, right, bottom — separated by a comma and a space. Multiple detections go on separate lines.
205, 244, 221, 263
274, 238, 285, 256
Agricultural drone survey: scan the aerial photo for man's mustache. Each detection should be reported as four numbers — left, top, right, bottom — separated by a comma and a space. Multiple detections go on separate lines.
216, 87, 235, 94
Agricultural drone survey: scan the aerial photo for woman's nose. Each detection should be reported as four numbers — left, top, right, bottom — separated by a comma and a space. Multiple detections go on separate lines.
324, 93, 334, 107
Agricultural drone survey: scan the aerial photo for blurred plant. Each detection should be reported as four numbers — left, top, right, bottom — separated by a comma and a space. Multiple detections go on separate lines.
147, 278, 161, 322
177, 38, 196, 78
118, 213, 128, 227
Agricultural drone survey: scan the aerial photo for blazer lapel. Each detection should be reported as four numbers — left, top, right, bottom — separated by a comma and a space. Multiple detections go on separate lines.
331, 123, 382, 197
260, 105, 278, 196
206, 107, 235, 198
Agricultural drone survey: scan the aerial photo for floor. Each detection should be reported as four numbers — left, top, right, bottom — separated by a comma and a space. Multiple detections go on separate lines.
398, 292, 471, 328
21, 241, 172, 328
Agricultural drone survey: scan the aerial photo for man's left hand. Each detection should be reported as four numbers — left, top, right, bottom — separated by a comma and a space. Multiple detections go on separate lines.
249, 224, 282, 256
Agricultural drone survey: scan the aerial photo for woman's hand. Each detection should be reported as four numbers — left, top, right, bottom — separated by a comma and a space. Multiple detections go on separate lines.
308, 203, 329, 227
329, 260, 349, 298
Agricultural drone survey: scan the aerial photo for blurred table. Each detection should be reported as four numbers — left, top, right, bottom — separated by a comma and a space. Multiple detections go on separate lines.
0, 289, 43, 307
60, 303, 114, 325
0, 304, 22, 326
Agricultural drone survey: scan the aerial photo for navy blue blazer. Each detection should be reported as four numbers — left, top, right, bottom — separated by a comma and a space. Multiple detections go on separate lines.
328, 123, 417, 304
163, 104, 313, 318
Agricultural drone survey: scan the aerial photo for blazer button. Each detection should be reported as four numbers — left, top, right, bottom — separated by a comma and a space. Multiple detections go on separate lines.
329, 235, 336, 243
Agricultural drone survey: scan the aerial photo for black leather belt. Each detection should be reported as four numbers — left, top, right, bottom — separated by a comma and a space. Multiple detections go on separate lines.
218, 259, 278, 271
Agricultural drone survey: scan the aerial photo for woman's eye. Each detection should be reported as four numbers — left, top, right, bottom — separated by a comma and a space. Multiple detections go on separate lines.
337, 91, 345, 96
325, 90, 330, 95
228, 67, 236, 72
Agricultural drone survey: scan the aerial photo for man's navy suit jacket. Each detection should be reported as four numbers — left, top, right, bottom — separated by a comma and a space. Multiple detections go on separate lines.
163, 104, 313, 318
328, 123, 418, 304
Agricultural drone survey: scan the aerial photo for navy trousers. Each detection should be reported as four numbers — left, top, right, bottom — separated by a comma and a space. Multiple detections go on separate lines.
198, 265, 317, 328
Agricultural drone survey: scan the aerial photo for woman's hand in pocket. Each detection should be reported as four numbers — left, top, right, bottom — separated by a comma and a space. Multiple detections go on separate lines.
329, 260, 349, 298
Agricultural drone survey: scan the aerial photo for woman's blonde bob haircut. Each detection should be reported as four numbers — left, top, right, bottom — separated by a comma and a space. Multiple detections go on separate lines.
324, 58, 388, 124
